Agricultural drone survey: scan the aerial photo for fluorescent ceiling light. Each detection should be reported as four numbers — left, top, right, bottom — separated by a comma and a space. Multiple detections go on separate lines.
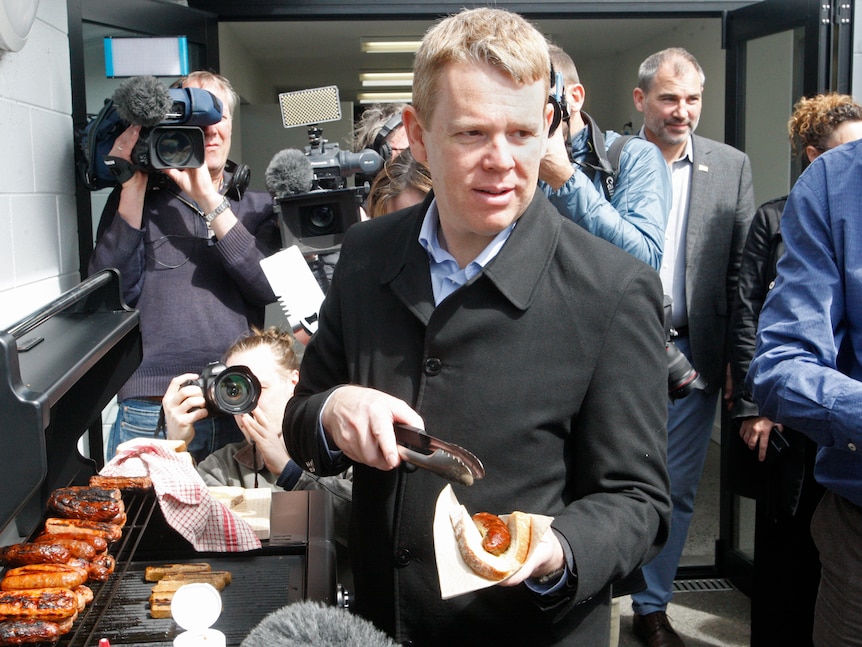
360, 72, 414, 87
361, 39, 421, 54
358, 91, 413, 104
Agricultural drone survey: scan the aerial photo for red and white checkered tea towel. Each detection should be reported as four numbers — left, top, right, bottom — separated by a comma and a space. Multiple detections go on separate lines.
100, 442, 261, 552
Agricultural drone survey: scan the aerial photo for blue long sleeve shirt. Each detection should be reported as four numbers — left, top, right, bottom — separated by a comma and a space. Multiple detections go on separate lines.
748, 139, 862, 507
540, 123, 671, 270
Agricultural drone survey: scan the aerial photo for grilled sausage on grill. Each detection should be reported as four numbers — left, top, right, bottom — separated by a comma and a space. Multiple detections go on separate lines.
0, 619, 61, 645
89, 475, 153, 493
33, 533, 107, 556
0, 564, 88, 591
47, 486, 124, 523
0, 543, 71, 567
0, 588, 78, 622
43, 518, 122, 544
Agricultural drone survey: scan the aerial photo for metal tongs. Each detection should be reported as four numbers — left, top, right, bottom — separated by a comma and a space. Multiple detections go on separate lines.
394, 423, 485, 486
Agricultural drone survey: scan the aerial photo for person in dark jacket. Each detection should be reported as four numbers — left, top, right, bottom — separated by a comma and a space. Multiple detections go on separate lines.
89, 71, 280, 463
730, 92, 862, 647
283, 8, 671, 646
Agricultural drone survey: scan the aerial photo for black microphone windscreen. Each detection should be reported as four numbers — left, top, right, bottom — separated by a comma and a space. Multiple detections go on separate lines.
241, 601, 398, 647
265, 148, 314, 197
112, 76, 173, 128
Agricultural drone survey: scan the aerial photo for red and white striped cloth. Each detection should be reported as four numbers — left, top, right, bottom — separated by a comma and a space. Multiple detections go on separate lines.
100, 442, 261, 552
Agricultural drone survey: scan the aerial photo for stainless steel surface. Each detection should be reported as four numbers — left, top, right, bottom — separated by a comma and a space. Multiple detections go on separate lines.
394, 423, 485, 486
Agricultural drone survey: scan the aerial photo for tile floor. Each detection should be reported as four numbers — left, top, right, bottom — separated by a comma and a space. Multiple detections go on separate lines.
617, 440, 752, 646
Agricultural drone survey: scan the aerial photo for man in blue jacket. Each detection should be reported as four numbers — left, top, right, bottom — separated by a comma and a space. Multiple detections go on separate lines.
748, 138, 862, 647
539, 44, 671, 270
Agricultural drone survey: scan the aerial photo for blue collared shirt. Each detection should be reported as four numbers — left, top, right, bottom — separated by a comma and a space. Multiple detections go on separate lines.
418, 198, 514, 305
748, 139, 862, 507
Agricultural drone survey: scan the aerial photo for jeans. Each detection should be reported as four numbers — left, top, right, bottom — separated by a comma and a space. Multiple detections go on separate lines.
631, 335, 719, 615
107, 399, 243, 464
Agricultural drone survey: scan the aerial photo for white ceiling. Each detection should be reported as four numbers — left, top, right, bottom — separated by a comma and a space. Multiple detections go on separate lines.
222, 17, 703, 104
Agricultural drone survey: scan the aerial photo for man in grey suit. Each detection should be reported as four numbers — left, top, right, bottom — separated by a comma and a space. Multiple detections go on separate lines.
628, 48, 755, 647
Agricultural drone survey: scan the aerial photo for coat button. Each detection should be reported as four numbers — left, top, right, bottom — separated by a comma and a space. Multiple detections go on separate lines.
849, 442, 857, 452
394, 548, 412, 566
424, 357, 442, 376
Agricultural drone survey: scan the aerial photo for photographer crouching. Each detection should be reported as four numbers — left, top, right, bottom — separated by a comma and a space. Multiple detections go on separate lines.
88, 71, 281, 464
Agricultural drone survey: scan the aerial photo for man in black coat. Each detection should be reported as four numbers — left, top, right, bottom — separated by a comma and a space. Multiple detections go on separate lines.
284, 7, 671, 645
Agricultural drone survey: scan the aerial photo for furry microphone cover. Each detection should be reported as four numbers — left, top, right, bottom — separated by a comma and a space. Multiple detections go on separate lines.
240, 601, 397, 647
111, 75, 173, 128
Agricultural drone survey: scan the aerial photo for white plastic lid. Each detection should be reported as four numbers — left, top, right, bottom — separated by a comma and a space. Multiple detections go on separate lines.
171, 583, 222, 631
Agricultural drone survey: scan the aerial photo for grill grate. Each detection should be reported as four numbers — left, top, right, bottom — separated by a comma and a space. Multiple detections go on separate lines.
44, 493, 307, 646
673, 577, 736, 593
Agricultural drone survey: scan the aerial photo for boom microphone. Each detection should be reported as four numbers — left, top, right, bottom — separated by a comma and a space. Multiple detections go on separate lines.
241, 601, 398, 647
111, 76, 173, 128
265, 148, 315, 198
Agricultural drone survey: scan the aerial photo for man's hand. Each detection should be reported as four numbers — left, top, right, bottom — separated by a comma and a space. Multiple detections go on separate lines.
321, 385, 425, 471
502, 524, 566, 587
161, 373, 209, 446
538, 125, 575, 191
739, 416, 780, 462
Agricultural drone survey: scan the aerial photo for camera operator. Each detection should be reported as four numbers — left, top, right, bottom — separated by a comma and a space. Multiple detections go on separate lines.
539, 44, 670, 270
88, 71, 281, 462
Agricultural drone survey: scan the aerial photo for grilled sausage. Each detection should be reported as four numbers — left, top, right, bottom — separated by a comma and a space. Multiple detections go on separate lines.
0, 588, 78, 622
0, 564, 88, 591
0, 619, 61, 644
0, 543, 71, 567
47, 487, 123, 523
33, 533, 107, 555
89, 475, 153, 493
30, 537, 96, 561
43, 518, 122, 544
472, 512, 512, 556
67, 555, 115, 582
71, 585, 92, 611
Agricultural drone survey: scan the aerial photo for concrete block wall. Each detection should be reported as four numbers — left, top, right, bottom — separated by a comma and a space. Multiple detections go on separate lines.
0, 0, 77, 330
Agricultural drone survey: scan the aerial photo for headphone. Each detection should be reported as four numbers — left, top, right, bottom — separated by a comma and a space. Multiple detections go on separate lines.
371, 113, 404, 162
224, 159, 250, 200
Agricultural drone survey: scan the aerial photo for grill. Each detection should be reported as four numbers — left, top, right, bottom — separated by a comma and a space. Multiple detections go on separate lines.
0, 270, 339, 646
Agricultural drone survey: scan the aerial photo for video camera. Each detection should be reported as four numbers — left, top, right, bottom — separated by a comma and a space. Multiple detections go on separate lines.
182, 362, 261, 416
78, 76, 224, 190
266, 86, 384, 255
125, 86, 223, 172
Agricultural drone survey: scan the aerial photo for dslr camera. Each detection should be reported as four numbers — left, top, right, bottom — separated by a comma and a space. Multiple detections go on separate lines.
277, 124, 383, 255
664, 296, 707, 400
183, 362, 261, 416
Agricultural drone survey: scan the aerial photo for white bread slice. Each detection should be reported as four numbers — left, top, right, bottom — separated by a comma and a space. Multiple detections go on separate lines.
208, 486, 245, 508
450, 507, 532, 580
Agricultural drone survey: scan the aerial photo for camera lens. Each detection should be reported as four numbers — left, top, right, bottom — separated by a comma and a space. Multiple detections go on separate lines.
666, 341, 708, 400
304, 205, 338, 236
154, 130, 195, 168
211, 367, 260, 415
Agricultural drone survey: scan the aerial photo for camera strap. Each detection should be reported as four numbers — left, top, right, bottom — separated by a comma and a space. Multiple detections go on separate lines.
576, 111, 634, 201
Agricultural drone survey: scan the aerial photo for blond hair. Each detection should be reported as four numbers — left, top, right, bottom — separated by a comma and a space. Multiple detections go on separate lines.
411, 7, 550, 126
225, 327, 299, 375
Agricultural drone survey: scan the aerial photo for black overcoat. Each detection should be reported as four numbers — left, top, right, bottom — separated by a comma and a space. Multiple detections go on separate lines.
284, 190, 671, 646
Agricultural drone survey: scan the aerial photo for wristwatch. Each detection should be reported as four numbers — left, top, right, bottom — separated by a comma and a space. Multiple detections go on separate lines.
203, 197, 231, 224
